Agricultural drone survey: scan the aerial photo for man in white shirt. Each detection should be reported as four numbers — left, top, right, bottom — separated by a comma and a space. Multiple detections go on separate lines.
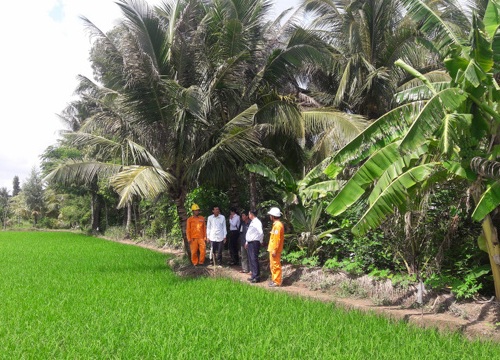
207, 205, 227, 267
228, 207, 241, 266
245, 209, 263, 283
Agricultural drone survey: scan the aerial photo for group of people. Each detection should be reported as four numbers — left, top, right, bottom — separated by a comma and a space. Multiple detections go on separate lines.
186, 204, 284, 287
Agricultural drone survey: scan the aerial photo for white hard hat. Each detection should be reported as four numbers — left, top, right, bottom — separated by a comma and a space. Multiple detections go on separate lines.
267, 207, 282, 217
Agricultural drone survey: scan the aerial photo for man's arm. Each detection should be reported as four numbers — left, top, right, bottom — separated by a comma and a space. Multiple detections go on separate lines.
206, 216, 212, 241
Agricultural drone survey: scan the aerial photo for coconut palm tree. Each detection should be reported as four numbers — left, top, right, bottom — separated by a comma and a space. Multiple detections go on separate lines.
47, 0, 368, 252
298, 0, 469, 118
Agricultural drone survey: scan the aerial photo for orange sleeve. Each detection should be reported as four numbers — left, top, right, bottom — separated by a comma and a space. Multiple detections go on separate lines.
186, 217, 193, 241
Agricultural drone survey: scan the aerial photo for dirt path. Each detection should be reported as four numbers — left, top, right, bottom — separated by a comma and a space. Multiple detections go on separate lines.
106, 237, 500, 342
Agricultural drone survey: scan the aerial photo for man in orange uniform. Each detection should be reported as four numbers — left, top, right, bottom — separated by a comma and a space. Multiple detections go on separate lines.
186, 204, 207, 266
267, 207, 284, 287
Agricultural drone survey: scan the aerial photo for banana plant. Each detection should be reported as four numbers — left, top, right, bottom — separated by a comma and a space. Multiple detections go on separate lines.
247, 158, 340, 209
325, 0, 500, 297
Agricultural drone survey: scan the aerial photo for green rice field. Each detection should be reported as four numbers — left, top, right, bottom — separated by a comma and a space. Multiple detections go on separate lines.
0, 232, 498, 359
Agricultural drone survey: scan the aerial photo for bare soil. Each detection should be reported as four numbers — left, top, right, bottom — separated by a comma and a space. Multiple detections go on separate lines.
108, 237, 500, 342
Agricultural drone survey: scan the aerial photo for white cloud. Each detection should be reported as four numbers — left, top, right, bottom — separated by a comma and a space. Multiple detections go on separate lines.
0, 0, 298, 192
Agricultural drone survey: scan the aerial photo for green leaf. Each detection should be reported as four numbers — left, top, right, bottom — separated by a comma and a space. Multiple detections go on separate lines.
463, 59, 482, 87
245, 163, 278, 183
400, 88, 468, 153
470, 16, 494, 73
352, 163, 439, 236
444, 56, 470, 81
438, 113, 472, 156
483, 0, 500, 40
478, 234, 488, 253
442, 161, 477, 181
45, 161, 122, 186
324, 162, 342, 178
111, 166, 173, 208
472, 180, 500, 221
302, 180, 339, 199
400, 0, 461, 51
368, 144, 428, 206
394, 82, 451, 105
326, 141, 402, 216
332, 102, 422, 165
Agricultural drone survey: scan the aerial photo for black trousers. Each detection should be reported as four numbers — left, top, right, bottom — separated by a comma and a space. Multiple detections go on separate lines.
211, 241, 224, 265
229, 230, 240, 264
247, 241, 261, 280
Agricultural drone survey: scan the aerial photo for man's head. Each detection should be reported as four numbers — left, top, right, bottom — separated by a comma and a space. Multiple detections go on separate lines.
191, 203, 201, 215
267, 207, 281, 221
230, 207, 237, 215
212, 206, 220, 216
241, 210, 249, 222
248, 209, 257, 220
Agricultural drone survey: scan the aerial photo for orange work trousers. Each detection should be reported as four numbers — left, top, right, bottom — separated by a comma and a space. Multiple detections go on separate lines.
190, 238, 206, 265
269, 252, 282, 285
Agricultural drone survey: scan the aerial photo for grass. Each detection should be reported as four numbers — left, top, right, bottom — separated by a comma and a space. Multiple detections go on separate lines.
0, 232, 499, 359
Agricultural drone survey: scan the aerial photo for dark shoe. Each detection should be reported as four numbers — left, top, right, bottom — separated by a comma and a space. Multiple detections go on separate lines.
247, 277, 254, 282
251, 278, 259, 283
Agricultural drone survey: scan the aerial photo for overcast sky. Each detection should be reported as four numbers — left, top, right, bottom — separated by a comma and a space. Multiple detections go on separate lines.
0, 0, 300, 192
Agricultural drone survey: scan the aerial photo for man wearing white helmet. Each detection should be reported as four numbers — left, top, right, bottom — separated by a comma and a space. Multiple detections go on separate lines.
267, 207, 284, 287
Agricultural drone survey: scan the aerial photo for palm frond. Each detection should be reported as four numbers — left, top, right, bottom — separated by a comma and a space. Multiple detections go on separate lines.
187, 106, 263, 184
65, 133, 122, 158
126, 139, 162, 168
111, 165, 174, 208
302, 108, 368, 136
44, 161, 122, 186
401, 0, 462, 51
256, 100, 304, 137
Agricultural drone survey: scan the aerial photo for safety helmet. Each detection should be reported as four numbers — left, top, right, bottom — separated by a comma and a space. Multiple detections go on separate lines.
191, 203, 200, 211
267, 207, 282, 217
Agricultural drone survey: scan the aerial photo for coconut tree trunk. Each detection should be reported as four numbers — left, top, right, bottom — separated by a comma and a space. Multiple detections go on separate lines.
229, 178, 240, 210
173, 188, 190, 257
249, 172, 257, 210
91, 191, 102, 233
125, 203, 132, 239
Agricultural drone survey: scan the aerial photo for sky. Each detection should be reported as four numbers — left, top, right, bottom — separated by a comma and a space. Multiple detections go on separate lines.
0, 0, 299, 193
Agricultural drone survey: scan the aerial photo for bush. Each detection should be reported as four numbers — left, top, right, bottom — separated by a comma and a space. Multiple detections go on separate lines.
37, 217, 58, 229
